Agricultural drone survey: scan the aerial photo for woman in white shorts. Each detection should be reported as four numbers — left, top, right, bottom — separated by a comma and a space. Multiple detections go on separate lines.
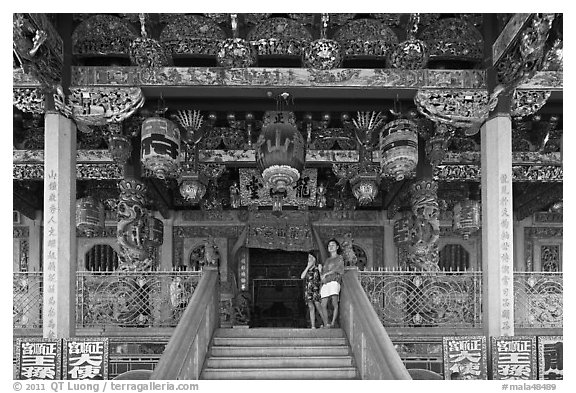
320, 239, 345, 328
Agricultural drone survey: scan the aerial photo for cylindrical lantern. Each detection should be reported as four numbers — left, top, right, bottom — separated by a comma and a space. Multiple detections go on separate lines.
453, 199, 481, 239
76, 196, 105, 236
380, 119, 418, 181
256, 111, 305, 192
141, 117, 181, 179
145, 216, 164, 247
351, 174, 379, 206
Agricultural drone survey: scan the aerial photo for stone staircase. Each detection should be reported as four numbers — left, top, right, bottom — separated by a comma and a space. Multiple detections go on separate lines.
201, 328, 358, 379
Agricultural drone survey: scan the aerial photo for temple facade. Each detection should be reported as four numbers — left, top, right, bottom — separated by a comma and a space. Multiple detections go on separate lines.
13, 13, 563, 380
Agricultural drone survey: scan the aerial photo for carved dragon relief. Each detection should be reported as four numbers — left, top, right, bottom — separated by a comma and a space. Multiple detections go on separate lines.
117, 179, 152, 271
408, 179, 440, 271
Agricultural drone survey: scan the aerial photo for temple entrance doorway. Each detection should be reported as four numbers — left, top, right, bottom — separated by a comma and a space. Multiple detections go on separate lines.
249, 248, 308, 328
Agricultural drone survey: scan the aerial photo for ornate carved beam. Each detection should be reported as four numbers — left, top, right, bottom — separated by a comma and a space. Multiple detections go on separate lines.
71, 66, 487, 91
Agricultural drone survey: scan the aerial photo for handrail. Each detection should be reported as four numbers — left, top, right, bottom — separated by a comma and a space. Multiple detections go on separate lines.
339, 267, 412, 380
151, 267, 219, 380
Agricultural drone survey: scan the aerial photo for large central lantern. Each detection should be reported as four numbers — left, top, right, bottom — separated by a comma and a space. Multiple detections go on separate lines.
141, 117, 180, 179
256, 111, 305, 193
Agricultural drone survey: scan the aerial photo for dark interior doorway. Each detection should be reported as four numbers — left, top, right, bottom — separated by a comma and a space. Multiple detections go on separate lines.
249, 248, 308, 328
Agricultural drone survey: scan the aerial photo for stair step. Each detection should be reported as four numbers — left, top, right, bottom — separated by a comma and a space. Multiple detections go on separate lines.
210, 345, 351, 357
214, 328, 345, 338
201, 367, 358, 380
206, 355, 354, 368
213, 337, 347, 347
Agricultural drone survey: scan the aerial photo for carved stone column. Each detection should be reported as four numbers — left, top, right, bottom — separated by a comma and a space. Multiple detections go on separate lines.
481, 114, 514, 337
42, 112, 77, 339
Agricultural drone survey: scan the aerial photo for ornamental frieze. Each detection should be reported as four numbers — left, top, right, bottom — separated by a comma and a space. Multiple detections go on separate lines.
13, 88, 45, 114
315, 225, 384, 239
14, 149, 114, 164
516, 71, 563, 91
13, 68, 41, 87
72, 66, 487, 89
13, 227, 30, 238
181, 210, 240, 222
524, 227, 563, 239
440, 152, 561, 166
533, 212, 563, 224
14, 163, 122, 180
76, 226, 117, 238
199, 149, 359, 163
173, 226, 242, 239
309, 210, 380, 222
434, 165, 480, 182
512, 166, 562, 182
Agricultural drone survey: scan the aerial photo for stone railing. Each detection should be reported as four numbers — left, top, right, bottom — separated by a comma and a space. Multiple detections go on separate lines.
76, 270, 202, 329
513, 272, 563, 329
359, 270, 483, 329
151, 267, 220, 379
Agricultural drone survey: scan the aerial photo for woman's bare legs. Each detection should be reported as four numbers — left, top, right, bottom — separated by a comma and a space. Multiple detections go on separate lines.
307, 302, 316, 328
314, 300, 328, 327
330, 295, 339, 327
321, 297, 330, 327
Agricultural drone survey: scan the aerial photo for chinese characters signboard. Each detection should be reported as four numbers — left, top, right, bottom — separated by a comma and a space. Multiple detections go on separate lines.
538, 336, 563, 380
63, 338, 108, 380
239, 168, 317, 206
491, 336, 537, 380
443, 336, 487, 380
15, 338, 61, 380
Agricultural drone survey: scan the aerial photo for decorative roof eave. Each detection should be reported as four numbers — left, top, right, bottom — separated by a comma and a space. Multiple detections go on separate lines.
71, 66, 487, 90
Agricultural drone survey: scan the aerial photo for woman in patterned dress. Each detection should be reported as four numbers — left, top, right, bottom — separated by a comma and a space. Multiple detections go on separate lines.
300, 252, 328, 328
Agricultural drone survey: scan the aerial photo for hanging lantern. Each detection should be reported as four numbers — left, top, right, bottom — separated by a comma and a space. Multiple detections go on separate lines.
108, 134, 132, 167
145, 216, 164, 247
141, 117, 181, 179
179, 171, 206, 204
256, 111, 305, 193
380, 119, 418, 181
76, 196, 105, 236
351, 174, 379, 206
453, 199, 481, 240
